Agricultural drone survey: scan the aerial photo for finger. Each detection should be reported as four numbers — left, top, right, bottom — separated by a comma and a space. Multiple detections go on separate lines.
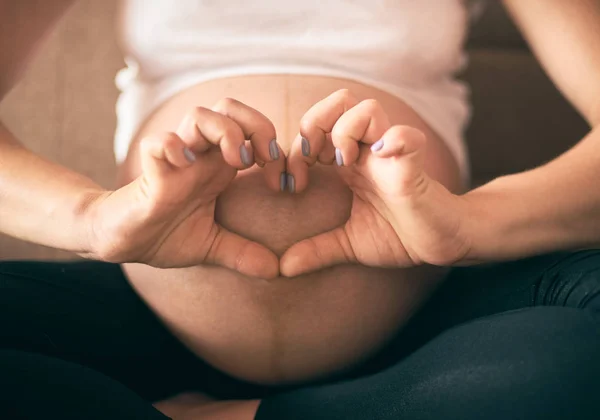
370, 125, 427, 158
212, 98, 286, 192
368, 125, 428, 195
206, 226, 280, 279
299, 89, 361, 153
331, 98, 391, 166
261, 156, 288, 192
212, 97, 281, 163
176, 112, 213, 153
279, 226, 356, 277
285, 134, 313, 193
139, 132, 195, 178
287, 89, 360, 193
175, 106, 253, 170
318, 133, 336, 165
285, 133, 335, 192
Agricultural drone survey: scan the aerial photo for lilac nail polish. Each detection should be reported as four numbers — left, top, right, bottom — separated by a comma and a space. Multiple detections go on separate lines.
371, 139, 384, 152
301, 137, 311, 157
240, 145, 252, 166
269, 139, 280, 160
183, 147, 196, 163
335, 148, 344, 166
280, 172, 287, 191
287, 174, 295, 193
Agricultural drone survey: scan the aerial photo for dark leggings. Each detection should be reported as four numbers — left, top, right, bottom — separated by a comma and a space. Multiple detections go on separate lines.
1, 251, 600, 419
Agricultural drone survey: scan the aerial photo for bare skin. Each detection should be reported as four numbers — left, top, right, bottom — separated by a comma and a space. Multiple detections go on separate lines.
142, 83, 460, 419
1, 1, 600, 419
154, 392, 260, 420
119, 77, 459, 385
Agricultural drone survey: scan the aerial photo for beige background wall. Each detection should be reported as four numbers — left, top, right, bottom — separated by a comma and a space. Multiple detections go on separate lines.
0, 0, 121, 259
0, 1, 589, 261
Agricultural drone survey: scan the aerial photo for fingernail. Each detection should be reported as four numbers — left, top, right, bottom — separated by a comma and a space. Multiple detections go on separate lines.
335, 148, 344, 166
269, 139, 280, 160
240, 144, 252, 166
301, 136, 310, 157
280, 172, 287, 191
371, 139, 384, 152
287, 174, 295, 193
183, 147, 196, 163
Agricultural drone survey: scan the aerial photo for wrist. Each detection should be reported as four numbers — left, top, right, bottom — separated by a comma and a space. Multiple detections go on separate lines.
459, 175, 524, 264
456, 184, 497, 265
459, 172, 572, 264
71, 188, 113, 260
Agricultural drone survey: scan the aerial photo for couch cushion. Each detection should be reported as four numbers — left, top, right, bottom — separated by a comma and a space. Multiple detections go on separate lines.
463, 50, 588, 186
468, 0, 528, 50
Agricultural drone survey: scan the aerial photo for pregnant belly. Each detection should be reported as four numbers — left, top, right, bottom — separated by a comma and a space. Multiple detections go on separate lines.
119, 75, 460, 385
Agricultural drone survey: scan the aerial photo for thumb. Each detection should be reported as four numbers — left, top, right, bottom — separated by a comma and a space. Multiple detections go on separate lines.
368, 125, 428, 197
280, 227, 356, 277
205, 227, 280, 279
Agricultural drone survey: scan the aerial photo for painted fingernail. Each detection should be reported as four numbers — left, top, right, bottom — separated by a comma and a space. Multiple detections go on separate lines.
301, 136, 310, 157
183, 147, 196, 163
280, 172, 287, 191
269, 139, 280, 160
335, 148, 344, 166
287, 174, 295, 193
240, 144, 252, 166
371, 139, 384, 152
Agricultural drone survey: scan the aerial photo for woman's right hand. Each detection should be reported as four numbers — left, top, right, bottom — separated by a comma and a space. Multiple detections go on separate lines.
82, 99, 285, 279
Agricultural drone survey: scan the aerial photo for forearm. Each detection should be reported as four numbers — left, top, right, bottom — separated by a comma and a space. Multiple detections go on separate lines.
464, 123, 600, 262
0, 121, 106, 254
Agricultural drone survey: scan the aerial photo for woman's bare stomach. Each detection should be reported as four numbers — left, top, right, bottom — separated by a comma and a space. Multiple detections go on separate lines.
118, 75, 461, 385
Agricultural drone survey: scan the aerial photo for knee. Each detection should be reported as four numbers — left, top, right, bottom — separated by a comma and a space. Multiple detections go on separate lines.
536, 250, 600, 310
412, 307, 600, 418
456, 308, 597, 392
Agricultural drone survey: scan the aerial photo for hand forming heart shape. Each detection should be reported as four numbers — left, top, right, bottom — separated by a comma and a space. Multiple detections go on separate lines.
83, 89, 471, 279
278, 89, 472, 277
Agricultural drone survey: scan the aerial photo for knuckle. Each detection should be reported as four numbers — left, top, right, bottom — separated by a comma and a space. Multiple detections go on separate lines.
140, 132, 181, 156
331, 120, 355, 140
298, 114, 311, 130
299, 114, 317, 134
263, 120, 277, 139
188, 106, 209, 121
221, 124, 243, 142
333, 88, 358, 107
388, 125, 408, 137
139, 135, 157, 154
359, 98, 382, 114
251, 118, 276, 142
334, 88, 354, 101
163, 131, 181, 143
213, 97, 238, 112
139, 136, 153, 152
159, 132, 181, 149
330, 123, 346, 139
392, 125, 427, 144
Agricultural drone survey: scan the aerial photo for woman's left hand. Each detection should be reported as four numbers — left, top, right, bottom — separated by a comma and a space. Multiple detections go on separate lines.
280, 89, 473, 277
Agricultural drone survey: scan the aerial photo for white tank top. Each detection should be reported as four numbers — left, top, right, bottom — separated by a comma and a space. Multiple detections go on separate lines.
115, 0, 478, 182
